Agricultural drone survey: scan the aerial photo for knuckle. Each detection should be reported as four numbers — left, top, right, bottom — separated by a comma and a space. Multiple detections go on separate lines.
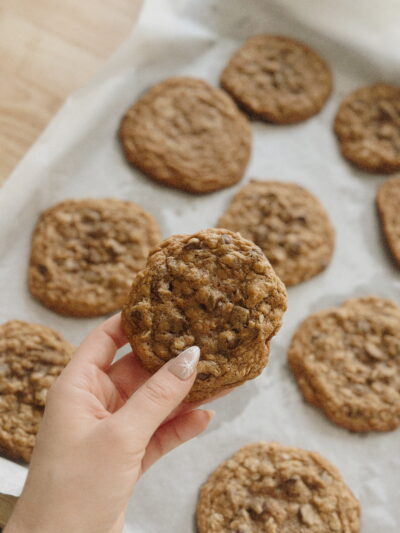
142, 379, 175, 407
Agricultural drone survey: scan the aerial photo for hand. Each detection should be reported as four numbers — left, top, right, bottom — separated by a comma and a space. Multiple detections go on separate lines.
5, 313, 214, 533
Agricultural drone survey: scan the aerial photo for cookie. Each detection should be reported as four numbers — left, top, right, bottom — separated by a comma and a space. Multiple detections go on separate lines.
220, 35, 332, 124
119, 77, 251, 194
288, 296, 400, 432
122, 228, 287, 401
218, 180, 335, 287
28, 198, 161, 317
334, 84, 400, 173
0, 320, 74, 462
376, 175, 400, 265
197, 442, 360, 533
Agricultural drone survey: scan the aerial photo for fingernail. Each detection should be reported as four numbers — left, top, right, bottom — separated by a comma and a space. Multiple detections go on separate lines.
204, 409, 216, 421
168, 346, 200, 380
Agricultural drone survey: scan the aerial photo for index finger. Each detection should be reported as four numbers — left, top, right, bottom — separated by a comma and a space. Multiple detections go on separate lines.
71, 312, 128, 370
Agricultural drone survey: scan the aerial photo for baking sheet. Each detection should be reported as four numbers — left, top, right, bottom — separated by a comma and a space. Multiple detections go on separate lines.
1, 0, 400, 530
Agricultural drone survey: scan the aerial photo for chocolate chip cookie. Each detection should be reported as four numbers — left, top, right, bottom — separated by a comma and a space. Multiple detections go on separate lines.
119, 77, 251, 193
29, 198, 161, 317
220, 35, 332, 124
197, 442, 360, 533
0, 320, 74, 462
288, 296, 400, 432
122, 228, 287, 401
376, 175, 400, 265
218, 180, 335, 286
334, 84, 400, 173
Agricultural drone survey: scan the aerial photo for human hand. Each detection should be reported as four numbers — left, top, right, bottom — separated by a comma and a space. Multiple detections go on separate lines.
5, 313, 214, 533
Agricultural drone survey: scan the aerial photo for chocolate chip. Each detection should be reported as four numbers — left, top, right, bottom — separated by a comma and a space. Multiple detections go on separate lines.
37, 264, 48, 276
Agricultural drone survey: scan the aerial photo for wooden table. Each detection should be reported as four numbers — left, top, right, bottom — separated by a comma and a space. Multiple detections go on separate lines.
0, 0, 142, 184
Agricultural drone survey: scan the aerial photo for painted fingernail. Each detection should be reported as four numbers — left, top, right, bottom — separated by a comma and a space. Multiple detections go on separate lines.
168, 346, 200, 380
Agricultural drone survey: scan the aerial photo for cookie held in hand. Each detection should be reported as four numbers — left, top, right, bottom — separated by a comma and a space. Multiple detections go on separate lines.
197, 442, 360, 533
288, 296, 400, 432
119, 77, 251, 193
0, 320, 74, 462
122, 229, 287, 401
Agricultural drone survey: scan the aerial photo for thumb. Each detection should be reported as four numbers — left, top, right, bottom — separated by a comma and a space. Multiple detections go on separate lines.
111, 346, 200, 444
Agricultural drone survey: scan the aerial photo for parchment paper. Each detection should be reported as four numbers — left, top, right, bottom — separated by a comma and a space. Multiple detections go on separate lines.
1, 0, 400, 530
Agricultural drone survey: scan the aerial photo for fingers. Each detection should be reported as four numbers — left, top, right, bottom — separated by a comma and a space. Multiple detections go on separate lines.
111, 346, 200, 444
107, 353, 233, 417
71, 313, 128, 370
107, 352, 150, 400
140, 409, 214, 474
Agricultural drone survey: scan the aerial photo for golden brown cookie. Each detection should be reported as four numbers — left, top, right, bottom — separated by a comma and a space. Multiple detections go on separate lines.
119, 77, 251, 194
218, 180, 335, 287
288, 296, 400, 432
0, 320, 74, 462
122, 228, 287, 402
28, 198, 161, 317
197, 442, 360, 533
334, 84, 400, 173
220, 35, 332, 124
376, 175, 400, 265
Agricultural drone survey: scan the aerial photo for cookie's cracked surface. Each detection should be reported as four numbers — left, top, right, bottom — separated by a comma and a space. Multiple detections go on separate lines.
218, 180, 335, 286
122, 229, 287, 401
288, 297, 400, 432
334, 84, 400, 173
0, 320, 74, 462
29, 198, 161, 317
197, 442, 360, 533
119, 77, 251, 193
221, 35, 332, 124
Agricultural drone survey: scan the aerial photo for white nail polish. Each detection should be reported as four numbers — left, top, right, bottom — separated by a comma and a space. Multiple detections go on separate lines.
168, 346, 201, 380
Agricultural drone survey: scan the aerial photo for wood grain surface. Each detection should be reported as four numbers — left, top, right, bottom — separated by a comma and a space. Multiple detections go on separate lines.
0, 0, 142, 184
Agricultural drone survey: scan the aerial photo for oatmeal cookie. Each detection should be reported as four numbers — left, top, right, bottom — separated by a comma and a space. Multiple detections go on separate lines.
288, 296, 400, 432
0, 320, 74, 462
376, 175, 400, 265
28, 198, 161, 317
197, 442, 360, 533
218, 180, 335, 286
220, 35, 332, 124
119, 77, 251, 193
334, 84, 400, 173
122, 228, 287, 402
